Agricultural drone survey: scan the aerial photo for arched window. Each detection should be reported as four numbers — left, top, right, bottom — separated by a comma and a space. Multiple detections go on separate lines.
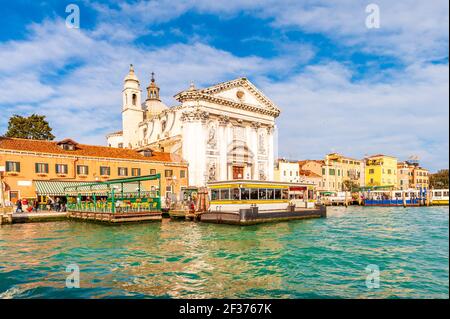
161, 120, 166, 132
132, 94, 137, 106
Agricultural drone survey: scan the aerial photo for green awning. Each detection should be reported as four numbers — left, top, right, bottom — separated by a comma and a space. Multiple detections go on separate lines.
34, 180, 147, 196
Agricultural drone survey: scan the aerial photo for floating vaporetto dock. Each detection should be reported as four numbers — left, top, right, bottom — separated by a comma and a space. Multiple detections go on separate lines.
198, 180, 327, 225
64, 174, 163, 224
200, 205, 326, 225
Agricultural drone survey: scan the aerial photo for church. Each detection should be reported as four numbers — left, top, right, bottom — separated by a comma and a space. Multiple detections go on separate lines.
107, 65, 281, 187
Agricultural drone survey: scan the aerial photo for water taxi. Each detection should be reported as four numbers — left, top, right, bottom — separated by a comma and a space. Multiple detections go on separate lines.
200, 180, 326, 225
430, 189, 449, 205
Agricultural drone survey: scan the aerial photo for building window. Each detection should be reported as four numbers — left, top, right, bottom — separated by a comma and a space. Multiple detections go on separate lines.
132, 94, 137, 106
118, 143, 123, 148
150, 169, 157, 175
6, 161, 20, 172
369, 169, 374, 174
118, 167, 128, 176
180, 170, 186, 178
100, 166, 110, 176
131, 168, 141, 177
35, 163, 49, 174
77, 165, 89, 175
55, 164, 68, 174
388, 169, 392, 174
165, 169, 173, 178
329, 169, 335, 176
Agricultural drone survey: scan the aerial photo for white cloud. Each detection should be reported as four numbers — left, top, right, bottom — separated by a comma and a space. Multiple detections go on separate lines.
263, 62, 449, 170
89, 0, 449, 62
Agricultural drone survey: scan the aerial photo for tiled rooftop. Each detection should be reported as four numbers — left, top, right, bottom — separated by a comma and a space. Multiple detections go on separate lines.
0, 137, 185, 164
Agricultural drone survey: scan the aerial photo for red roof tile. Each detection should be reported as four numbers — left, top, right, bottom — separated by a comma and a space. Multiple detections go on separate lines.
0, 137, 186, 164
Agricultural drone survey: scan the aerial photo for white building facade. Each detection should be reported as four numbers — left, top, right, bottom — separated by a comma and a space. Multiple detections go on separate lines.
107, 65, 281, 187
274, 159, 300, 183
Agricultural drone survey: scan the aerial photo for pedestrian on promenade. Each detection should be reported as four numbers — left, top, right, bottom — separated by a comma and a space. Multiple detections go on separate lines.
46, 198, 52, 211
16, 199, 22, 213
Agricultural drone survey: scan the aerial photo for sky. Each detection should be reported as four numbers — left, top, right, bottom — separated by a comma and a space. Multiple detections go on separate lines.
0, 0, 448, 171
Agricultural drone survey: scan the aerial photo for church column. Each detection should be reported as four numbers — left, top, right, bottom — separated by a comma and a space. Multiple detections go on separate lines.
267, 125, 275, 181
218, 115, 230, 181
250, 122, 260, 180
181, 109, 209, 186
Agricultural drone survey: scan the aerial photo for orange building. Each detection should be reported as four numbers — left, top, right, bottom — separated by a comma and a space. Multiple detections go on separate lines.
396, 161, 429, 190
0, 137, 188, 207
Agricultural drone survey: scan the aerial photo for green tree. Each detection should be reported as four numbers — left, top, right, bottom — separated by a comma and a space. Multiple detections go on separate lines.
4, 114, 55, 140
342, 180, 359, 191
429, 169, 449, 189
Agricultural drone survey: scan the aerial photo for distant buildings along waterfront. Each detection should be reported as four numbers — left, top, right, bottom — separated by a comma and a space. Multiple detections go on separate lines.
276, 153, 432, 193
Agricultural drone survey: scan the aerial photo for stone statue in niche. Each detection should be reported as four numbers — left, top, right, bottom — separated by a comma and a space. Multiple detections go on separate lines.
207, 125, 217, 149
258, 132, 266, 154
259, 164, 266, 180
208, 161, 217, 181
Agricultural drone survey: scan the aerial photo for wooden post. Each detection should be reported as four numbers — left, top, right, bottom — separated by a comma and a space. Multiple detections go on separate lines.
402, 191, 406, 208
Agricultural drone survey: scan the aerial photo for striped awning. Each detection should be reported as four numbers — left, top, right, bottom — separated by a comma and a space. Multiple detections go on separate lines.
34, 180, 148, 196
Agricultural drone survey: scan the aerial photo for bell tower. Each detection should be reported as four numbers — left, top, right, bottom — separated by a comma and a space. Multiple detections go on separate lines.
122, 64, 143, 149
146, 72, 160, 101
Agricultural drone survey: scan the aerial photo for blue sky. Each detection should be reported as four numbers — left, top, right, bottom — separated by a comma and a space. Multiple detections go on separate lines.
0, 0, 448, 171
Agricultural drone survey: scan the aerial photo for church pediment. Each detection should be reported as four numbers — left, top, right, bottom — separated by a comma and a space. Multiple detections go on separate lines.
174, 77, 281, 117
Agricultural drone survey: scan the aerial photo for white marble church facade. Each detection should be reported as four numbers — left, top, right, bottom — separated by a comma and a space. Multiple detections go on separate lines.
107, 65, 281, 187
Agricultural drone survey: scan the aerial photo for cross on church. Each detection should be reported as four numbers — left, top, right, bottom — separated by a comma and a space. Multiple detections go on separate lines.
151, 72, 155, 82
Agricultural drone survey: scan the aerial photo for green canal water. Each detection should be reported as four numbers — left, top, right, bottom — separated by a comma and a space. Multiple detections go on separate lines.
0, 206, 448, 299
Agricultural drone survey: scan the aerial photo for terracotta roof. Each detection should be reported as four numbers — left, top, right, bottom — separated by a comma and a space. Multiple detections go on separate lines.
298, 159, 324, 166
366, 154, 396, 159
0, 137, 186, 164
299, 169, 322, 178
106, 131, 123, 137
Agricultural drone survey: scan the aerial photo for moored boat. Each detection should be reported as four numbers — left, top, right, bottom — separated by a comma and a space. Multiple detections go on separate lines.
430, 189, 449, 206
362, 189, 427, 207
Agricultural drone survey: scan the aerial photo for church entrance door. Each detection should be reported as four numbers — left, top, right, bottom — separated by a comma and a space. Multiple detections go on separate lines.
233, 166, 244, 179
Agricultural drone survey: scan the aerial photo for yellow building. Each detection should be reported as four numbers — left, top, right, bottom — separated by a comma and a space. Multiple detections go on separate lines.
0, 137, 188, 207
322, 153, 363, 191
365, 154, 398, 188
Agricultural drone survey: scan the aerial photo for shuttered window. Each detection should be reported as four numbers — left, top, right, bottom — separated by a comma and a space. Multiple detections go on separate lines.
77, 165, 89, 175
131, 168, 141, 177
55, 164, 68, 174
100, 166, 110, 176
118, 167, 128, 176
6, 161, 20, 172
165, 169, 173, 177
35, 163, 49, 174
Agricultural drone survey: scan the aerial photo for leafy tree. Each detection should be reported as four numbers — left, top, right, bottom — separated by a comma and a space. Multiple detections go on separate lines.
342, 180, 360, 191
429, 169, 449, 189
4, 114, 55, 140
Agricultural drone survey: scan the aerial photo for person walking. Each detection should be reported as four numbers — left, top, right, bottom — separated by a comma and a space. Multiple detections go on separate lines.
16, 199, 22, 213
